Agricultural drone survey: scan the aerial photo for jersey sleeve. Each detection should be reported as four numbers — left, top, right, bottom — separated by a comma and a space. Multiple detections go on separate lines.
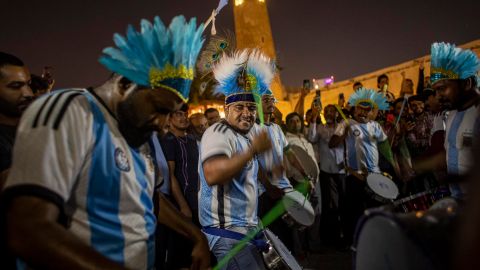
375, 122, 388, 142
200, 123, 235, 163
3, 92, 94, 208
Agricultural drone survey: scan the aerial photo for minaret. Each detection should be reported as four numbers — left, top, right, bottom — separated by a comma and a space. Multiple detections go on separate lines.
233, 0, 285, 99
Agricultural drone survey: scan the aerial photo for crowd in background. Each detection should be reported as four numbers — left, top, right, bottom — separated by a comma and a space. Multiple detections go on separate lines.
0, 47, 478, 270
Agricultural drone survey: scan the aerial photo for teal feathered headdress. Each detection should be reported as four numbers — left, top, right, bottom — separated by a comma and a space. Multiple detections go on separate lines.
99, 15, 204, 102
430, 42, 480, 85
348, 88, 390, 110
212, 49, 275, 105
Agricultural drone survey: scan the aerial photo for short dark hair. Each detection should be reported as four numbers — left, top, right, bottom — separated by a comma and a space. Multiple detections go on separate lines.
392, 97, 405, 108
353, 82, 363, 88
285, 112, 304, 132
422, 88, 435, 100
0, 52, 24, 79
377, 74, 388, 84
408, 95, 424, 103
30, 74, 50, 93
0, 52, 24, 68
204, 108, 219, 116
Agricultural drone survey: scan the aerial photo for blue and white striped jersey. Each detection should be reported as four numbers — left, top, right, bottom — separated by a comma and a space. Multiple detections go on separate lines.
252, 123, 293, 191
445, 105, 479, 175
334, 119, 387, 173
4, 89, 162, 270
198, 121, 260, 246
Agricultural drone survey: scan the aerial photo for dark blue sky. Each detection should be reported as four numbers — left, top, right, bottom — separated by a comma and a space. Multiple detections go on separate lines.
1, 0, 479, 88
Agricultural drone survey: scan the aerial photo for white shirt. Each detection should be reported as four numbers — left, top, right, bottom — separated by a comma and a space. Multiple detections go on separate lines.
285, 132, 319, 176
308, 122, 345, 174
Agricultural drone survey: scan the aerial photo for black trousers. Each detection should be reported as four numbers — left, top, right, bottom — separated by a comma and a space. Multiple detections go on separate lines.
319, 171, 346, 246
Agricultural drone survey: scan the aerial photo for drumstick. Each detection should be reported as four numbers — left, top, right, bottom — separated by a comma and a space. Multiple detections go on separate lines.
334, 104, 349, 125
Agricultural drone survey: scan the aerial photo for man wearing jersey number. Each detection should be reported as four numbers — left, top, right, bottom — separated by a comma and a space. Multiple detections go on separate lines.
1, 16, 210, 270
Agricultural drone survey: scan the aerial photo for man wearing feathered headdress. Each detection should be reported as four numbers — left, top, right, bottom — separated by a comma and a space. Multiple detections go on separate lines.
2, 16, 210, 269
415, 42, 480, 199
328, 88, 393, 244
198, 48, 279, 269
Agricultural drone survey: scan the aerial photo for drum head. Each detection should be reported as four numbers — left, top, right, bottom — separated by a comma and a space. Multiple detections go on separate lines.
264, 229, 303, 270
367, 173, 399, 200
289, 144, 319, 182
282, 190, 315, 226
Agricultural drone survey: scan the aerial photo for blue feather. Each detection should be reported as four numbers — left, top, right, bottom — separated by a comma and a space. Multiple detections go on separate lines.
99, 15, 205, 101
430, 42, 479, 85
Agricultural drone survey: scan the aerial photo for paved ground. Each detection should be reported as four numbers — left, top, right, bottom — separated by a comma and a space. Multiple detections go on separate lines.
298, 247, 352, 270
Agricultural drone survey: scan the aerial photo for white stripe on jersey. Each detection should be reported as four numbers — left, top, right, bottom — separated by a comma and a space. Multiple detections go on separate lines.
5, 89, 158, 270
445, 105, 479, 176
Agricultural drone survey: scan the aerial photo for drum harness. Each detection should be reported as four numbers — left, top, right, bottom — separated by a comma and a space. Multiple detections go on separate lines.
202, 227, 270, 252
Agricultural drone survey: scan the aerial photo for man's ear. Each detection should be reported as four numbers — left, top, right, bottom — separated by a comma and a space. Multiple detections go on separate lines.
112, 74, 137, 98
223, 105, 228, 117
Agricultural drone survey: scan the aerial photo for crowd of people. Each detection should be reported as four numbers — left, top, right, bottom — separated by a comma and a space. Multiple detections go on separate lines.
0, 12, 479, 270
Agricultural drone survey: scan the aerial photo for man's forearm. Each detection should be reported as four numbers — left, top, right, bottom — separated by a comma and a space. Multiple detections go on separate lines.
203, 150, 255, 186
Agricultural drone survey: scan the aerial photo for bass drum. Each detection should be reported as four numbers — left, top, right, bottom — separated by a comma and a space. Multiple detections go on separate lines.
353, 207, 458, 270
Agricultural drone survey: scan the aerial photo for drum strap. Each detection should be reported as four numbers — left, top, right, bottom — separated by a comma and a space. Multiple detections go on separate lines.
202, 227, 270, 252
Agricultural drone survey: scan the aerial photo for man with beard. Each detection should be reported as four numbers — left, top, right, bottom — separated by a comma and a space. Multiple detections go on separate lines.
255, 84, 310, 252
329, 88, 391, 245
161, 104, 201, 269
0, 52, 34, 189
1, 16, 210, 270
198, 50, 274, 269
188, 113, 208, 143
415, 42, 480, 199
308, 104, 347, 246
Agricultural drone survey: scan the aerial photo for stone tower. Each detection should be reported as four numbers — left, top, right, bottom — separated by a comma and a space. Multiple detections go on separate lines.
233, 0, 285, 99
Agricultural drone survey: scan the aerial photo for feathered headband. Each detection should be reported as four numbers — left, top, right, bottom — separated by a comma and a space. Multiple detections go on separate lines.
99, 15, 205, 102
430, 42, 480, 86
211, 49, 275, 105
348, 88, 390, 110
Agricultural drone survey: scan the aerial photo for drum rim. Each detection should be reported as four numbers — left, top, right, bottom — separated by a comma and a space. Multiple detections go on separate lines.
366, 173, 399, 199
282, 190, 315, 225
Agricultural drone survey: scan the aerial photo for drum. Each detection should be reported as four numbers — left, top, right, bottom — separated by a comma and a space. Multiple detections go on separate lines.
354, 207, 458, 270
393, 187, 451, 213
365, 173, 399, 203
281, 190, 315, 230
262, 229, 302, 270
288, 145, 319, 183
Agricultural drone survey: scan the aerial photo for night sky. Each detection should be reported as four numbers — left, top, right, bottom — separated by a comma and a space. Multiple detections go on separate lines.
1, 0, 479, 89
